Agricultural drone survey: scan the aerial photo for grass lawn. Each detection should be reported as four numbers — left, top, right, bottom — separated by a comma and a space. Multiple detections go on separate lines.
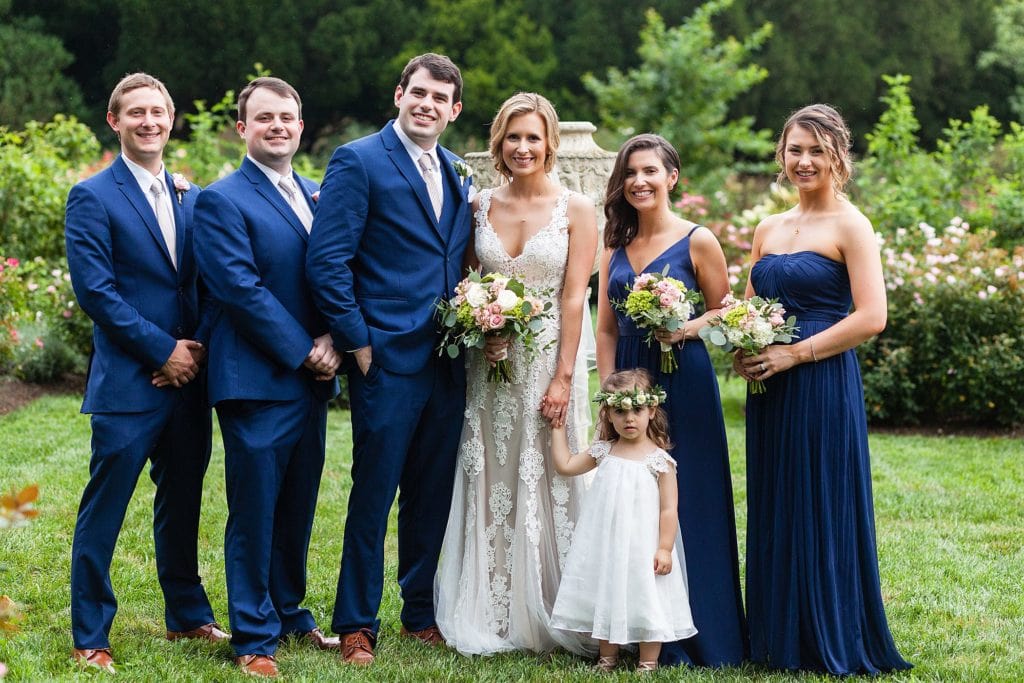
1, 377, 1022, 681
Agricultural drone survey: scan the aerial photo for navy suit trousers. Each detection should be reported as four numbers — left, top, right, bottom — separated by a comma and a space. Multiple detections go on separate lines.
332, 358, 464, 635
218, 390, 327, 655
70, 386, 214, 649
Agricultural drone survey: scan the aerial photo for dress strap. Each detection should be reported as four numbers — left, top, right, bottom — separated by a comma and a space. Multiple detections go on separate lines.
686, 224, 704, 239
589, 440, 612, 461
553, 188, 572, 233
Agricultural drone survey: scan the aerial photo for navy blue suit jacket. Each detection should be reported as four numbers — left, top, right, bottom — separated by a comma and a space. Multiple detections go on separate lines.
194, 157, 338, 405
306, 121, 473, 375
65, 155, 208, 414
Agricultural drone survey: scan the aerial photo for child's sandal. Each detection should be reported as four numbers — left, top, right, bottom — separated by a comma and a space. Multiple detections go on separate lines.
594, 655, 619, 672
636, 660, 659, 673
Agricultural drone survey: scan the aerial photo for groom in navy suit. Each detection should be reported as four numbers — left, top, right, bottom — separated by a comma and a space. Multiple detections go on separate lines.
306, 53, 473, 665
65, 73, 226, 673
194, 77, 341, 679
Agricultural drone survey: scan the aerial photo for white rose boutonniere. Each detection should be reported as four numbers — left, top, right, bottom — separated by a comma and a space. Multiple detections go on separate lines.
172, 173, 190, 205
452, 160, 473, 186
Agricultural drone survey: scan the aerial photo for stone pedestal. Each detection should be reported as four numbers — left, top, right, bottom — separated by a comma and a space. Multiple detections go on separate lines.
464, 121, 617, 267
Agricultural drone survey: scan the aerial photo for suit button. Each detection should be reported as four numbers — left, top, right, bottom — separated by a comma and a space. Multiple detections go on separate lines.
175, 326, 184, 336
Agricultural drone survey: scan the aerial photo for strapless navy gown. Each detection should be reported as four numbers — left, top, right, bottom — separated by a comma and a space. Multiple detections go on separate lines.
608, 228, 748, 667
745, 251, 911, 674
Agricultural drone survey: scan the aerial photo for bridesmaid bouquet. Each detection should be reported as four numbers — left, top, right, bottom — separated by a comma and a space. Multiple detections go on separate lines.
699, 294, 799, 394
436, 269, 553, 382
615, 266, 702, 374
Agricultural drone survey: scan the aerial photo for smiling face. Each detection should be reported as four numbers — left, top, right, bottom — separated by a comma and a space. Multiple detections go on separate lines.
237, 86, 303, 173
500, 112, 549, 179
607, 405, 654, 443
106, 86, 172, 172
622, 148, 679, 213
394, 67, 462, 149
782, 124, 834, 193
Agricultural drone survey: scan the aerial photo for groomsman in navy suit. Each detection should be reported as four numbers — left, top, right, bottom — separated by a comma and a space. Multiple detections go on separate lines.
65, 73, 227, 674
193, 77, 340, 679
307, 53, 473, 665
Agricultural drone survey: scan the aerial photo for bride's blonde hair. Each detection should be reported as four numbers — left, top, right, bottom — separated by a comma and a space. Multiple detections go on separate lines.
488, 92, 560, 181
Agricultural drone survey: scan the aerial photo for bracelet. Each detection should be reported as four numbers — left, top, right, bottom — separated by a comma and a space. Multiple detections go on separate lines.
676, 322, 687, 350
810, 339, 819, 363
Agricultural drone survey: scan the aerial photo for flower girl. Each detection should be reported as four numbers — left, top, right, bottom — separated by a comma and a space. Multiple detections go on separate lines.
549, 369, 696, 672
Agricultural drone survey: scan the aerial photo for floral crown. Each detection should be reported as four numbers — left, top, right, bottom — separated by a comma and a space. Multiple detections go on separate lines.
593, 385, 667, 409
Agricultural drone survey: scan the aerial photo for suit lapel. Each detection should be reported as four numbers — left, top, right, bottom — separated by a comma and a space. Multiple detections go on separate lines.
164, 169, 186, 274
111, 156, 177, 270
241, 158, 309, 243
437, 147, 467, 210
382, 122, 446, 240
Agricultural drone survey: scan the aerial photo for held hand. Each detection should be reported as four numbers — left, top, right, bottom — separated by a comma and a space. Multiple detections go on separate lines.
653, 548, 673, 575
740, 345, 799, 382
540, 376, 571, 428
483, 336, 510, 366
188, 343, 207, 366
653, 323, 686, 347
352, 345, 373, 376
304, 334, 340, 378
732, 351, 755, 381
152, 339, 202, 388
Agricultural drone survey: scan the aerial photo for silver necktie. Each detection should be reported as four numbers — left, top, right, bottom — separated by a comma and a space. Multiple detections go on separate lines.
418, 152, 443, 220
279, 176, 314, 233
149, 179, 177, 269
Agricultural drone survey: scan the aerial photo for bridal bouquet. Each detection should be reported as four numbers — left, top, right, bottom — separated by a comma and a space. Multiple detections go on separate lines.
614, 266, 702, 373
699, 294, 799, 394
436, 270, 553, 382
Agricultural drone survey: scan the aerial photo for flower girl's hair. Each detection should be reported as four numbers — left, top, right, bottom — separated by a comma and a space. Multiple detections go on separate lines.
595, 369, 672, 449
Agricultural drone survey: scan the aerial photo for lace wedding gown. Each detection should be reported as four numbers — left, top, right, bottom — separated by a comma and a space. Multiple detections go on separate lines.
435, 188, 594, 656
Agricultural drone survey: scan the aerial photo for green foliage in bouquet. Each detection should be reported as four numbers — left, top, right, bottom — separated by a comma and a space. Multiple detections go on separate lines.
859, 221, 1024, 428
436, 270, 553, 382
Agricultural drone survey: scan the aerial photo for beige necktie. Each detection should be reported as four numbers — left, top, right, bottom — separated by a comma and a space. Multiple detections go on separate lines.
278, 176, 314, 233
418, 152, 443, 220
149, 179, 177, 269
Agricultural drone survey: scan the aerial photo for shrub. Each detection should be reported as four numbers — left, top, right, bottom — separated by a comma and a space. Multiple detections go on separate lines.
856, 74, 1024, 249
9, 320, 83, 383
859, 220, 1024, 428
0, 256, 89, 382
0, 116, 99, 260
585, 1, 774, 196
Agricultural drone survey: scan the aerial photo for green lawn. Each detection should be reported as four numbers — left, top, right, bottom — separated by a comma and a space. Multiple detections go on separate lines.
1, 378, 1022, 681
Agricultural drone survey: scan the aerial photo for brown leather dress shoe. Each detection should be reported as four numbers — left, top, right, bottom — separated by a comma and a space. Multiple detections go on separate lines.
339, 629, 375, 665
166, 622, 230, 643
303, 627, 341, 650
72, 648, 115, 673
400, 625, 445, 646
235, 654, 279, 678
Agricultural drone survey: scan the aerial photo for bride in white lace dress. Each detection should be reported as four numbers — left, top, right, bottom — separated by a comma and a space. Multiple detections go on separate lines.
434, 93, 598, 655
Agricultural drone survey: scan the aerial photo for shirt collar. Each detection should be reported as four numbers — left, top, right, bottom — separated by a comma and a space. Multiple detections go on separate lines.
122, 155, 166, 194
247, 155, 293, 187
392, 120, 438, 166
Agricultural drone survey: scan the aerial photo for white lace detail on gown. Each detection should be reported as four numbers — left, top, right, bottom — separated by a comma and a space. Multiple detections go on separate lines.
435, 188, 594, 656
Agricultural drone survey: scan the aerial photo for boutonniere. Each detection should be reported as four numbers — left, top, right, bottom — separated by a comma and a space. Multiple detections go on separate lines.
311, 190, 320, 203
452, 160, 473, 186
172, 173, 190, 205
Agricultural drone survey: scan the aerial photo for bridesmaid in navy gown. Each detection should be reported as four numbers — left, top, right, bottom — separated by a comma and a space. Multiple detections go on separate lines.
596, 134, 747, 667
737, 105, 911, 674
